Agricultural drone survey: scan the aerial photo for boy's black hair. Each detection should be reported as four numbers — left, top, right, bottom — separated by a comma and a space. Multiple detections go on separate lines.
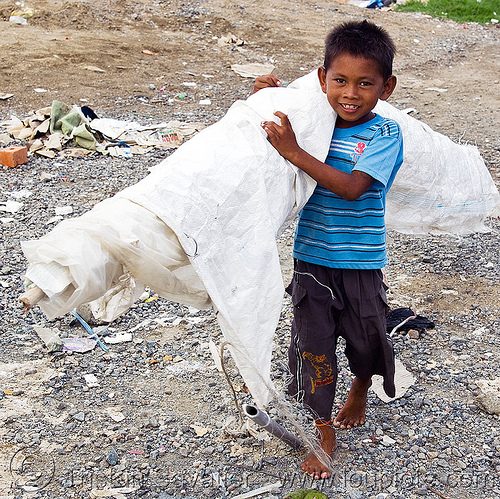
323, 20, 395, 80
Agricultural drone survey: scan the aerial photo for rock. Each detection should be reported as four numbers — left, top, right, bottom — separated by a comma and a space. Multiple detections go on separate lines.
408, 329, 419, 339
106, 446, 119, 466
381, 435, 396, 446
72, 411, 85, 422
476, 379, 500, 414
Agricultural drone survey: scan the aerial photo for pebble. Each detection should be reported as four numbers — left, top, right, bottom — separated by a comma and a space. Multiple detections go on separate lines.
72, 411, 85, 422
106, 447, 119, 466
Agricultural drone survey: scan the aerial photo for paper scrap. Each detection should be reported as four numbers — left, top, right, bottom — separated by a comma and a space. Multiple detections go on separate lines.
371, 358, 415, 402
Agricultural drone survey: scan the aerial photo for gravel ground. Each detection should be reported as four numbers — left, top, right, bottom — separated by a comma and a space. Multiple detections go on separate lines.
1, 1, 500, 498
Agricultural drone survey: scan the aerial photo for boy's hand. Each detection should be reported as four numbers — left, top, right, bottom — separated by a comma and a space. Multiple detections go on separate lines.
261, 111, 302, 163
252, 74, 282, 94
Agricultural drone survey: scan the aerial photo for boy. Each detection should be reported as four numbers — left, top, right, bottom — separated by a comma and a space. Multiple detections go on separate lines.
255, 20, 402, 479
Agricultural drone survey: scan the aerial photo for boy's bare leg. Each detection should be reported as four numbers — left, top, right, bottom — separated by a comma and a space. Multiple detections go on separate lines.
333, 376, 372, 429
301, 421, 336, 479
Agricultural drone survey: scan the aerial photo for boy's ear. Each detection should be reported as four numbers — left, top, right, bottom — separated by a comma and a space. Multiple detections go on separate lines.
318, 66, 327, 94
380, 75, 397, 101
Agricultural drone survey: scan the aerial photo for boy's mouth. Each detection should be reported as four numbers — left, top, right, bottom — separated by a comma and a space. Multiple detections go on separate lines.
340, 103, 360, 110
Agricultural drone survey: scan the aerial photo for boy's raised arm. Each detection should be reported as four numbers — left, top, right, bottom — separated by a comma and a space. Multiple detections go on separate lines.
262, 112, 374, 202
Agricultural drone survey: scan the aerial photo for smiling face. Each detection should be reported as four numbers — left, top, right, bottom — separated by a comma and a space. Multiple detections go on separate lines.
319, 52, 397, 128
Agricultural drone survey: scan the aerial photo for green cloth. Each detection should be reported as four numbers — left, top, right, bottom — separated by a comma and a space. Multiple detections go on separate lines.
58, 110, 83, 136
50, 100, 72, 134
72, 123, 97, 150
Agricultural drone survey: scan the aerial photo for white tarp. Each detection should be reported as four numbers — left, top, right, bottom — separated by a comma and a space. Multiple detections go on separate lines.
22, 72, 500, 407
23, 86, 336, 407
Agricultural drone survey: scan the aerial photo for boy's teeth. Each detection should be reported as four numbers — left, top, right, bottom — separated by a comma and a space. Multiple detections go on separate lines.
342, 104, 358, 109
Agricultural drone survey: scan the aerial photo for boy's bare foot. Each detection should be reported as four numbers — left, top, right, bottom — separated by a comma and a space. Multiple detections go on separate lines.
301, 422, 336, 480
333, 376, 372, 429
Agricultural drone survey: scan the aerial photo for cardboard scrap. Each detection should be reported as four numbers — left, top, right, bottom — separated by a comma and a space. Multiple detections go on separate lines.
33, 326, 63, 353
231, 63, 275, 78
371, 358, 415, 402
90, 488, 138, 499
0, 101, 206, 159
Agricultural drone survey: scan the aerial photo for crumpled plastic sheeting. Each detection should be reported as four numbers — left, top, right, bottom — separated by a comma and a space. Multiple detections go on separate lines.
289, 71, 500, 234
22, 73, 500, 407
22, 198, 212, 321
22, 87, 336, 407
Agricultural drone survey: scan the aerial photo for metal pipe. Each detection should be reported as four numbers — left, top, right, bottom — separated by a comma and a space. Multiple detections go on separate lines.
242, 403, 303, 451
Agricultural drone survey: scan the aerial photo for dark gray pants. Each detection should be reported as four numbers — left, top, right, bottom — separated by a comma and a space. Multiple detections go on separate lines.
286, 259, 395, 421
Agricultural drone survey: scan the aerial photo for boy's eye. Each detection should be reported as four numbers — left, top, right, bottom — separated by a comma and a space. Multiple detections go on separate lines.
334, 78, 345, 84
360, 81, 373, 86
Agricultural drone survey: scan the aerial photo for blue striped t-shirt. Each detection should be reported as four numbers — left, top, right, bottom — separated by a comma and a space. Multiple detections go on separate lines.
293, 114, 403, 269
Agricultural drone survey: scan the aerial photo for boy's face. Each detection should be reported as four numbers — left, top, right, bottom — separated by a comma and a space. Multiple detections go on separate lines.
318, 52, 396, 128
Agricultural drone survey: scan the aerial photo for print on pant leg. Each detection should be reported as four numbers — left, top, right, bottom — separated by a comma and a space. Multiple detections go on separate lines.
302, 351, 334, 394
290, 332, 305, 403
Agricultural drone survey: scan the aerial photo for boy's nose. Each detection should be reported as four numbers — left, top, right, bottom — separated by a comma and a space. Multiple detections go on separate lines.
343, 83, 359, 99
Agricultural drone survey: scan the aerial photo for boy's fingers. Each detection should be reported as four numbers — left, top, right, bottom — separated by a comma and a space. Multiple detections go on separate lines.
262, 75, 281, 87
273, 111, 289, 126
254, 75, 281, 90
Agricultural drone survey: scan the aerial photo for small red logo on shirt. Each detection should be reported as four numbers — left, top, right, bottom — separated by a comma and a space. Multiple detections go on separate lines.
355, 142, 366, 154
351, 142, 366, 162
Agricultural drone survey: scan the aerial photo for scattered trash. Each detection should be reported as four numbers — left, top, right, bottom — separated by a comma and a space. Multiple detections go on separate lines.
231, 481, 282, 499
217, 33, 244, 47
371, 359, 415, 402
54, 206, 73, 216
84, 66, 106, 73
34, 88, 48, 93
103, 332, 133, 344
0, 200, 23, 214
142, 49, 158, 56
231, 63, 275, 78
9, 16, 27, 25
11, 7, 34, 18
190, 424, 209, 436
33, 326, 63, 353
0, 94, 14, 100
0, 101, 205, 159
90, 487, 138, 499
199, 99, 211, 105
426, 87, 448, 93
106, 408, 126, 422
70, 310, 109, 352
10, 189, 33, 200
386, 307, 435, 335
83, 373, 99, 388
62, 337, 97, 353
348, 0, 394, 7
208, 340, 223, 371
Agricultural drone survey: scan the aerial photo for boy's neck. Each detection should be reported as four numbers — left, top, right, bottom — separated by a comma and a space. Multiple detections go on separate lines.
335, 111, 377, 129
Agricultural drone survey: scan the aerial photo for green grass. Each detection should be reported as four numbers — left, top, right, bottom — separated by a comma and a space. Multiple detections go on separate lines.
396, 0, 499, 24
